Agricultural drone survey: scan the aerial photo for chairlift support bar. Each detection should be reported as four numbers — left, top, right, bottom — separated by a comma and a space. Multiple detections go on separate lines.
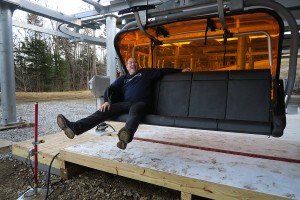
243, 0, 298, 107
217, 0, 228, 31
134, 11, 161, 45
119, 5, 161, 45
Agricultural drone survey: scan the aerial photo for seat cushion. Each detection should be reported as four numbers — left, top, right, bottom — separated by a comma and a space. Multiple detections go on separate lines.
218, 119, 272, 135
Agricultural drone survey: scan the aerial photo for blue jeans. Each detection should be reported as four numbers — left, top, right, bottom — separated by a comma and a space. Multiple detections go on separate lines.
73, 102, 150, 135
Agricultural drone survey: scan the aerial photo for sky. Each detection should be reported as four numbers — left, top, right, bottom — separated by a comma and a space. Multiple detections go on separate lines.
11, 0, 107, 62
12, 0, 111, 36
13, 0, 91, 20
12, 0, 108, 37
15, 0, 112, 15
42, 0, 92, 15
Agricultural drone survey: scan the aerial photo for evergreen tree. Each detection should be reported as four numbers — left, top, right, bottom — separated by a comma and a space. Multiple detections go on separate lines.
14, 13, 68, 92
13, 13, 106, 92
52, 39, 70, 91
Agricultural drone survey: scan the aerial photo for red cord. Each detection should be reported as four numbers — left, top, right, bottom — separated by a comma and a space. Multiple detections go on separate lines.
134, 137, 300, 164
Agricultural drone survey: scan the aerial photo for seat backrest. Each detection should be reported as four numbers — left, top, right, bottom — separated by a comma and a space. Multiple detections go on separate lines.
226, 69, 271, 122
115, 69, 273, 136
154, 73, 192, 117
189, 71, 228, 119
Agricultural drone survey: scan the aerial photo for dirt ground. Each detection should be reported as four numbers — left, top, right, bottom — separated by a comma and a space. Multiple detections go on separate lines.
0, 148, 188, 200
0, 147, 184, 200
0, 91, 206, 200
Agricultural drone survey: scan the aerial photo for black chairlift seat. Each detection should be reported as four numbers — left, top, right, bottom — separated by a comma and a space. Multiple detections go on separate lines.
114, 69, 285, 137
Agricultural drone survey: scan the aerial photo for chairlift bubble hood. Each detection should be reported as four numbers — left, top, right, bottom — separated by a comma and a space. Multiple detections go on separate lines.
113, 0, 298, 137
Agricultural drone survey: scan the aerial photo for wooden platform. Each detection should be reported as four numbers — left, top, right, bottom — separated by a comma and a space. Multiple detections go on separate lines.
0, 122, 34, 131
12, 121, 300, 200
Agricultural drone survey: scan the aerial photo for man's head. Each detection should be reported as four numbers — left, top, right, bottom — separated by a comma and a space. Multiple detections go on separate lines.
126, 58, 138, 75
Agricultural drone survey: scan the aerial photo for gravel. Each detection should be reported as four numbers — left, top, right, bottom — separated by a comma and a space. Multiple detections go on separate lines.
0, 100, 186, 200
0, 99, 97, 142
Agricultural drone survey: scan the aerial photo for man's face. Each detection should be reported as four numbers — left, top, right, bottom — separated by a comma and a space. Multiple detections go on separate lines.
126, 58, 138, 75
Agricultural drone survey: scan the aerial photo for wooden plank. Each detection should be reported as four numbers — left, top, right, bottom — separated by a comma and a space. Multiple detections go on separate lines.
0, 139, 12, 148
60, 136, 297, 200
0, 122, 34, 131
60, 161, 88, 179
181, 192, 192, 200
12, 131, 104, 169
62, 150, 278, 200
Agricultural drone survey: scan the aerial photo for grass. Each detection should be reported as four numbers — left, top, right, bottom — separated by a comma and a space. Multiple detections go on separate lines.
14, 90, 94, 103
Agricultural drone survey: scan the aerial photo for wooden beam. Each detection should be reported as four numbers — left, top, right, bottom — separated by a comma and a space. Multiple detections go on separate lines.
0, 122, 34, 131
60, 161, 88, 179
12, 131, 105, 170
181, 192, 192, 200
60, 149, 289, 200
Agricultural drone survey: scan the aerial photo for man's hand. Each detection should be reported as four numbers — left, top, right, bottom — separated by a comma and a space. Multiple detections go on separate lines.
99, 102, 110, 112
182, 68, 191, 72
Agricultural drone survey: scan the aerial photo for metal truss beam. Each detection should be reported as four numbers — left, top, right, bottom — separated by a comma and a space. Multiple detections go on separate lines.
13, 20, 73, 39
2, 0, 81, 26
13, 20, 106, 46
58, 25, 106, 46
74, 0, 300, 29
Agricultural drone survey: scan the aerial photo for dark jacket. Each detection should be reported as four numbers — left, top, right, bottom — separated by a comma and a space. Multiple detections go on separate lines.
104, 68, 181, 106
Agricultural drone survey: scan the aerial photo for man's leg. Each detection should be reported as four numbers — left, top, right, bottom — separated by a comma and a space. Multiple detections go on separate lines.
58, 102, 130, 139
117, 102, 149, 149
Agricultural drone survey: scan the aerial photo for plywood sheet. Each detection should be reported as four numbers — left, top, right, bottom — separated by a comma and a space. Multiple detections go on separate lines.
61, 135, 299, 199
106, 121, 300, 162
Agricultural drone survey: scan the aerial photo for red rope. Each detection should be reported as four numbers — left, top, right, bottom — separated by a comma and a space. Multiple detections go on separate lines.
134, 137, 300, 164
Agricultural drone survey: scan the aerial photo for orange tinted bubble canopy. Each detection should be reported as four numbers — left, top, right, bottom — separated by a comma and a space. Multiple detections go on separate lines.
113, 8, 287, 137
114, 10, 283, 79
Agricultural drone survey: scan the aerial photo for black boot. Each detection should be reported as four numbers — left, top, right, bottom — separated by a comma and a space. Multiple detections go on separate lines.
117, 127, 133, 150
57, 114, 77, 139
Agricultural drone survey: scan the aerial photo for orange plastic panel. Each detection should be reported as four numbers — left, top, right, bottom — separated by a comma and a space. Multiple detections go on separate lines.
116, 12, 281, 78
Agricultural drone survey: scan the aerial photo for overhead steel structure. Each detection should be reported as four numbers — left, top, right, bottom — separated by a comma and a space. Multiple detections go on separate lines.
0, 0, 299, 126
